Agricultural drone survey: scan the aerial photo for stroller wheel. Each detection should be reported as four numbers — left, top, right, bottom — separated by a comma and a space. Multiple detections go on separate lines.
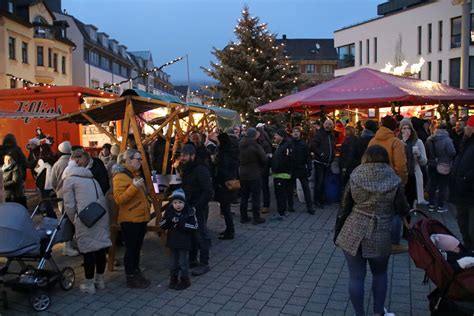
59, 267, 75, 291
30, 291, 50, 311
1, 291, 8, 309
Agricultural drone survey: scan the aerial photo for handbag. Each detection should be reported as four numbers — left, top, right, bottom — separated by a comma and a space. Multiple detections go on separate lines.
436, 162, 451, 175
225, 179, 241, 191
77, 179, 106, 228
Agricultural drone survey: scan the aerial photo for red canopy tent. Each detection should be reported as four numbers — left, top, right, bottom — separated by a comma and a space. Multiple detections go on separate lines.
255, 68, 474, 113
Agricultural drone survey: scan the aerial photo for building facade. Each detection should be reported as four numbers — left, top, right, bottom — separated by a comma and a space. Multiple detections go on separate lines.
276, 35, 338, 88
334, 0, 474, 89
0, 0, 74, 89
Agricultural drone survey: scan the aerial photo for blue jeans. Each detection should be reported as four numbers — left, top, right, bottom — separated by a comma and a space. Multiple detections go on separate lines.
391, 215, 402, 244
170, 249, 189, 278
343, 250, 390, 316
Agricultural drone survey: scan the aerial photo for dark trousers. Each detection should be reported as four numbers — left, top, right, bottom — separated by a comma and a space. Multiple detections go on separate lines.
405, 174, 417, 207
274, 177, 292, 216
291, 176, 313, 211
170, 248, 189, 278
240, 179, 262, 220
314, 163, 328, 205
261, 160, 271, 208
83, 248, 107, 279
428, 167, 449, 208
456, 202, 474, 250
120, 222, 147, 276
220, 200, 234, 233
190, 205, 210, 265
40, 189, 56, 219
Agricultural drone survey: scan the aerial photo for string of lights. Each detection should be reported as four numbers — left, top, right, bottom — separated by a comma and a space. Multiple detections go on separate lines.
6, 74, 55, 88
99, 56, 184, 91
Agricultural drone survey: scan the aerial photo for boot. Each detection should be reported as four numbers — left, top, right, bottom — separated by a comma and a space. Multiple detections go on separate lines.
168, 276, 178, 289
191, 263, 210, 276
95, 273, 105, 289
79, 278, 96, 294
135, 270, 151, 287
252, 217, 265, 225
261, 207, 269, 214
218, 232, 234, 240
126, 275, 149, 289
175, 277, 191, 290
62, 242, 79, 257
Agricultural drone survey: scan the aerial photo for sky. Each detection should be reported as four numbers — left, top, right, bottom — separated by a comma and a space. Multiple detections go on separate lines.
62, 0, 380, 85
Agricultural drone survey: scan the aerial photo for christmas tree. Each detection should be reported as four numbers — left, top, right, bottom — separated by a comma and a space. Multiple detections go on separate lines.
203, 6, 302, 123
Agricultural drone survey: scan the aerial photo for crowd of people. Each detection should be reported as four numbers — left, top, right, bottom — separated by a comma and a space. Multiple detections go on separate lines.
0, 112, 473, 314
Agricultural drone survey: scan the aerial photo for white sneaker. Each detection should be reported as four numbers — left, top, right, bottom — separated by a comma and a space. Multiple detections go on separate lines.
80, 280, 96, 294
95, 274, 105, 289
62, 247, 80, 257
384, 308, 395, 316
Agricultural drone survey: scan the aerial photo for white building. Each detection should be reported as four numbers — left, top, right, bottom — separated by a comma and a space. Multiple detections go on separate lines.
334, 0, 474, 89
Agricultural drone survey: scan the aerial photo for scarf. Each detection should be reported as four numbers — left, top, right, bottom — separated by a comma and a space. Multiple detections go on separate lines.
2, 162, 15, 172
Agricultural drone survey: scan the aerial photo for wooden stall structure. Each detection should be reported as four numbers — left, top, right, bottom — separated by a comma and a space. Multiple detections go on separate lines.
53, 89, 240, 271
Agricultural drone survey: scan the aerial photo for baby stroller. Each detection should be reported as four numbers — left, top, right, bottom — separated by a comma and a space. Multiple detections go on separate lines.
404, 210, 474, 316
0, 199, 75, 312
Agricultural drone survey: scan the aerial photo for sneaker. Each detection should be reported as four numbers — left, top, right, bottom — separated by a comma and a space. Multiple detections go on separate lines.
191, 264, 210, 276
437, 207, 448, 213
428, 205, 436, 212
384, 307, 396, 316
252, 217, 266, 225
94, 274, 105, 289
391, 244, 409, 254
80, 280, 96, 294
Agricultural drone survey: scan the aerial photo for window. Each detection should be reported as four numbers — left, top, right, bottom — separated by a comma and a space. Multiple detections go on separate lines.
10, 78, 16, 89
469, 56, 474, 88
8, 37, 15, 60
438, 60, 443, 83
36, 46, 44, 66
358, 41, 362, 65
337, 43, 355, 68
89, 28, 97, 41
321, 64, 332, 74
48, 48, 52, 67
439, 20, 443, 51
90, 79, 100, 89
8, 0, 14, 13
470, 14, 474, 44
61, 56, 66, 74
374, 37, 377, 63
113, 62, 120, 74
428, 61, 432, 80
53, 53, 58, 72
417, 26, 422, 55
451, 16, 461, 48
112, 86, 120, 95
366, 39, 370, 64
21, 42, 28, 64
428, 23, 432, 53
100, 56, 110, 70
449, 58, 460, 87
305, 64, 315, 73
89, 51, 99, 65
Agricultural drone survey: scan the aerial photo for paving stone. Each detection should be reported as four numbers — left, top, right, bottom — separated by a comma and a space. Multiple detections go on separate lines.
200, 302, 224, 313
281, 304, 305, 315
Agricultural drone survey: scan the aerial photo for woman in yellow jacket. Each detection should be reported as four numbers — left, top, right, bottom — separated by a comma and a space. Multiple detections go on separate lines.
112, 148, 150, 289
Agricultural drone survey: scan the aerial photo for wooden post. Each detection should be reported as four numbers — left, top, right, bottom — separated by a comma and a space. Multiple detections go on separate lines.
143, 109, 181, 146
161, 117, 174, 175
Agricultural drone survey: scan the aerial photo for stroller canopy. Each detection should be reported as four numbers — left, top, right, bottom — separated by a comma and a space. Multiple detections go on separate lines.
0, 203, 41, 257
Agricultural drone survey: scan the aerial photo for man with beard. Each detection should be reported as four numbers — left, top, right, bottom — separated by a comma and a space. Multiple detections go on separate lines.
180, 144, 213, 276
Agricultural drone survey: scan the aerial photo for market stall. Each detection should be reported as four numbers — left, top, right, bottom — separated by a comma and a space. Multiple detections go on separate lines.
53, 89, 239, 270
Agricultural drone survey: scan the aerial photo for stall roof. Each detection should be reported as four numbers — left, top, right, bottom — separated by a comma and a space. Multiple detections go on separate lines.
256, 68, 474, 113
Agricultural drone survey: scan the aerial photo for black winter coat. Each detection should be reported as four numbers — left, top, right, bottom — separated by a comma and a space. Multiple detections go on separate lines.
310, 128, 336, 165
3, 164, 24, 201
239, 137, 267, 181
214, 134, 240, 203
181, 160, 213, 211
290, 138, 311, 178
272, 138, 292, 175
451, 136, 474, 203
355, 129, 374, 165
256, 129, 273, 154
159, 204, 198, 249
340, 135, 359, 174
90, 158, 110, 195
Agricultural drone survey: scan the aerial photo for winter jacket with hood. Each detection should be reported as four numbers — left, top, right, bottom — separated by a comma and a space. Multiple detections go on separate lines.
451, 135, 474, 203
239, 137, 267, 181
310, 128, 336, 165
0, 169, 4, 203
180, 160, 213, 211
112, 164, 151, 224
159, 203, 198, 249
290, 138, 312, 178
368, 126, 408, 184
62, 162, 111, 253
1, 134, 27, 180
50, 154, 71, 198
272, 138, 292, 175
355, 129, 375, 165
256, 128, 273, 154
425, 129, 456, 167
214, 133, 240, 203
335, 163, 409, 257
88, 158, 110, 195
340, 135, 359, 174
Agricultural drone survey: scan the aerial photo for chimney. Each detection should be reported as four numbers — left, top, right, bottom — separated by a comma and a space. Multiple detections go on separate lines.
282, 34, 287, 40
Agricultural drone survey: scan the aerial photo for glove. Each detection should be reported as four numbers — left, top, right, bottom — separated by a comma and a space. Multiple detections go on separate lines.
133, 177, 145, 188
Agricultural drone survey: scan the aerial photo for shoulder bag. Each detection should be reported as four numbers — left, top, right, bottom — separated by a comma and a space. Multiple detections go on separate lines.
225, 179, 241, 191
77, 178, 106, 228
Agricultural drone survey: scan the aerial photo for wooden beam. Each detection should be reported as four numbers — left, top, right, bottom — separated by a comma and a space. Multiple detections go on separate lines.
119, 96, 132, 152
81, 112, 119, 144
143, 109, 181, 146
161, 117, 174, 174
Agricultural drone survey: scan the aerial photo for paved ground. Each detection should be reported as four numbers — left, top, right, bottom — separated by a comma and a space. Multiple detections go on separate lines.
1, 196, 462, 315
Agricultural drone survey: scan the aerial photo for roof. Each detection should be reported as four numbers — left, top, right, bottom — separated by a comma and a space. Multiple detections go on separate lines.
256, 68, 474, 112
129, 51, 152, 60
275, 38, 338, 61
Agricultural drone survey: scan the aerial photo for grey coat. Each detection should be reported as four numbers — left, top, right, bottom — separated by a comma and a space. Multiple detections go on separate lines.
50, 154, 71, 198
425, 129, 456, 166
335, 163, 409, 258
62, 164, 111, 254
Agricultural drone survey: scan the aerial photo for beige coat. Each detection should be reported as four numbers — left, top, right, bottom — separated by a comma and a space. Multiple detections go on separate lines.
62, 163, 111, 253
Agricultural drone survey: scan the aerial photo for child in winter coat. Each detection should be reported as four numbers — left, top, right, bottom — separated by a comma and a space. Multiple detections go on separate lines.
159, 189, 198, 290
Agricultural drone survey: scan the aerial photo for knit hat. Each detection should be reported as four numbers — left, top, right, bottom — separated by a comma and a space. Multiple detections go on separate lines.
170, 188, 186, 202
399, 118, 414, 129
364, 120, 378, 133
466, 115, 474, 128
381, 115, 397, 131
58, 141, 72, 154
180, 143, 196, 155
111, 144, 120, 156
430, 233, 460, 252
275, 128, 287, 138
246, 127, 258, 139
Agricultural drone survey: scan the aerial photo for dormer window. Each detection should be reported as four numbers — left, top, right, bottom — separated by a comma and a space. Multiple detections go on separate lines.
33, 16, 47, 24
90, 29, 97, 41
8, 0, 14, 13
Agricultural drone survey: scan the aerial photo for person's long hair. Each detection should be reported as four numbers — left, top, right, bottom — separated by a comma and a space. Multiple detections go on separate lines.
361, 145, 390, 164
398, 123, 418, 143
